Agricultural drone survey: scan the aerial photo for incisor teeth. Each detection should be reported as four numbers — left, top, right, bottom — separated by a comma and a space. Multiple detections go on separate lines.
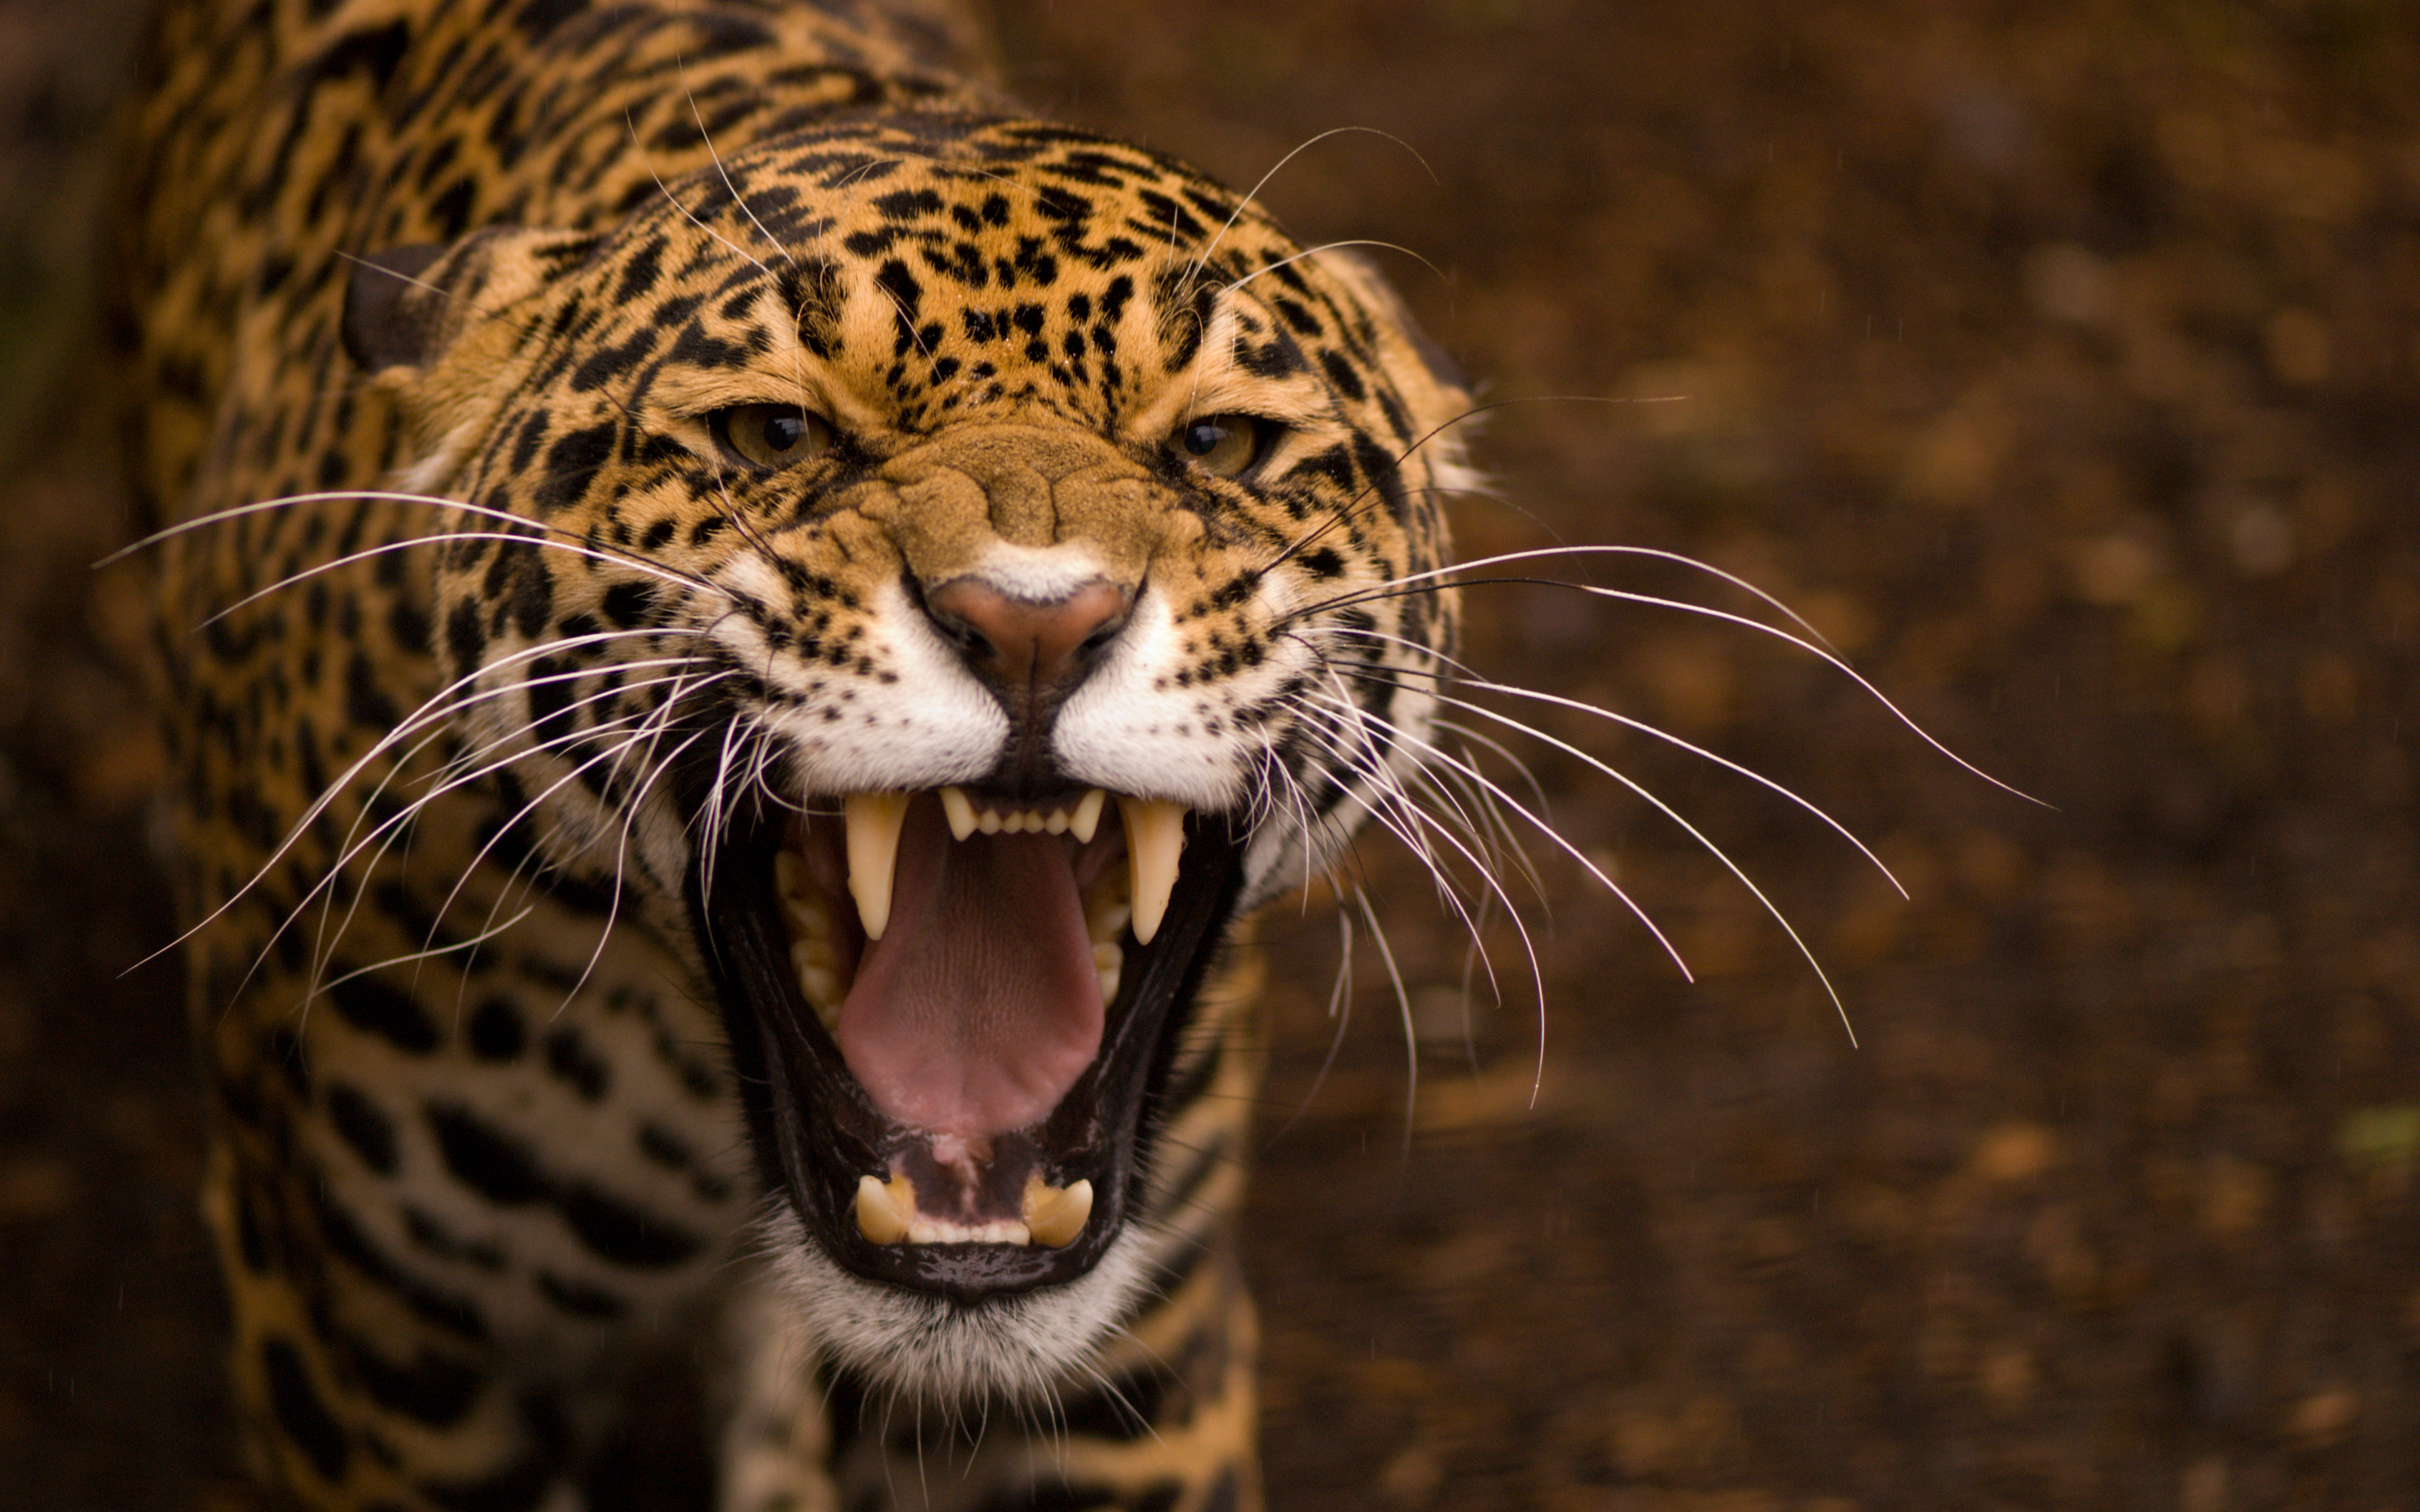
855, 1173, 916, 1245
843, 791, 911, 941
1117, 796, 1189, 945
1071, 788, 1106, 843
939, 786, 978, 841
1022, 1176, 1094, 1248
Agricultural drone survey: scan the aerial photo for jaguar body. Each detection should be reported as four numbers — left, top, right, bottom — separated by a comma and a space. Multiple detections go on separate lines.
122, 2, 1475, 1507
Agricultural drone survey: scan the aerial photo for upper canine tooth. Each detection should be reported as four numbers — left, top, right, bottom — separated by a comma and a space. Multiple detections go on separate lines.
1070, 788, 1106, 843
1117, 796, 1188, 946
1022, 1175, 1094, 1248
855, 1173, 915, 1245
844, 792, 911, 942
939, 786, 977, 841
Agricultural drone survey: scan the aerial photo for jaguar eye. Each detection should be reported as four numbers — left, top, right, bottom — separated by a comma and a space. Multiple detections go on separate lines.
1172, 414, 1272, 479
712, 403, 836, 471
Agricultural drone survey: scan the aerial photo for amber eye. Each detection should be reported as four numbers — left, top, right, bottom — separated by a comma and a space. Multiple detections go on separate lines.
711, 403, 836, 470
1173, 414, 1272, 479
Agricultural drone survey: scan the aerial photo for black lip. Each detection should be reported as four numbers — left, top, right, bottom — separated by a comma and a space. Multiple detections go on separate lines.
691, 799, 1247, 1306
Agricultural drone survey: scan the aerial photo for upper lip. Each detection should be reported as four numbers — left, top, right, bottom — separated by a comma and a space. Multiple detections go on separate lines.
691, 783, 1246, 1305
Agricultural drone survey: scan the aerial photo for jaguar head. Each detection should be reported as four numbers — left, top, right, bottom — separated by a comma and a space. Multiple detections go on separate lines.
345, 116, 1473, 1397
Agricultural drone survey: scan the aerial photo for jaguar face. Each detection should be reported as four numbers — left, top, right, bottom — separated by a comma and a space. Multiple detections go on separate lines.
350, 116, 1471, 1390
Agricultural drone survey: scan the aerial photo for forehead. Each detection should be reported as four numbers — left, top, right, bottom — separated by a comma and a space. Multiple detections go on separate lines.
716, 118, 1278, 272
568, 118, 1334, 427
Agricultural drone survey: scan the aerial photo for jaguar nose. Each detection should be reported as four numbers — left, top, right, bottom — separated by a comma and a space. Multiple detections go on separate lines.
923, 575, 1132, 701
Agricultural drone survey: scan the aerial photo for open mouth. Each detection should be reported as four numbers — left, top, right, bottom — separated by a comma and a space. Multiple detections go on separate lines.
693, 782, 1246, 1305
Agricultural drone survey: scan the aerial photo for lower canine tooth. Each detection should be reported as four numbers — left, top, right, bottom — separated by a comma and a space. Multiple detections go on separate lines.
855, 1173, 916, 1244
1117, 796, 1189, 946
1023, 1176, 1094, 1248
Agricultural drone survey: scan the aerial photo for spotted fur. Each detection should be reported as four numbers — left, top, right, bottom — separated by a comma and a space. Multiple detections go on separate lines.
122, 3, 1476, 1509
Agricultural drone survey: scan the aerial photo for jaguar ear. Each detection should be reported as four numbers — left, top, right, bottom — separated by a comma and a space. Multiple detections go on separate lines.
340, 226, 599, 375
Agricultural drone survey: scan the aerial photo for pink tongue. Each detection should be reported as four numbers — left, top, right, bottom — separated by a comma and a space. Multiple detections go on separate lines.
832, 797, 1105, 1137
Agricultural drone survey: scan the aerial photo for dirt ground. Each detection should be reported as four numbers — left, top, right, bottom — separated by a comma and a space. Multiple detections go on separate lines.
6, 2, 2417, 1508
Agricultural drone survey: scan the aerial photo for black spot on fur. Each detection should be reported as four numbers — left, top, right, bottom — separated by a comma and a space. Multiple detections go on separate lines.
536, 1270, 628, 1320
326, 1082, 400, 1174
345, 1339, 481, 1428
523, 655, 575, 745
1319, 349, 1367, 401
430, 177, 477, 239
636, 1123, 691, 1169
234, 1179, 272, 1273
1354, 433, 1411, 522
262, 1336, 351, 1482
666, 321, 751, 370
567, 331, 651, 392
599, 579, 656, 627
512, 0, 588, 39
1056, 1364, 1174, 1442
871, 187, 942, 221
345, 650, 402, 732
542, 1027, 608, 1100
1298, 546, 1346, 580
558, 1184, 702, 1268
613, 236, 666, 304
536, 423, 615, 513
387, 594, 431, 655
426, 1104, 550, 1205
876, 255, 928, 313
328, 972, 439, 1053
306, 19, 410, 92
466, 997, 525, 1060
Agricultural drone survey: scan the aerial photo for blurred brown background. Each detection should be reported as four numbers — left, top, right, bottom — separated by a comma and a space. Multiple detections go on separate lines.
6, 1, 2417, 1507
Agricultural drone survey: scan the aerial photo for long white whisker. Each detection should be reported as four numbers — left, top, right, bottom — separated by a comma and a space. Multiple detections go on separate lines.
1286, 681, 1529, 1009
1218, 239, 1449, 297
1288, 685, 1547, 1063
100, 490, 725, 598
1297, 543, 1833, 646
1312, 621, 1905, 896
194, 529, 707, 628
1307, 559, 2037, 806
1371, 671, 1860, 1047
630, 108, 778, 281
685, 75, 797, 269
1184, 125, 1439, 288
296, 659, 730, 993
129, 627, 715, 974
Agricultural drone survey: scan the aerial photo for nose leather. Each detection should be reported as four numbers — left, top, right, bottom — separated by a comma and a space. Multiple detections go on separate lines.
924, 576, 1130, 699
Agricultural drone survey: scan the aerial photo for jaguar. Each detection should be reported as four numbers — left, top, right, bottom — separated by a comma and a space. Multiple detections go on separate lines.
119, 1, 1487, 1507
118, 1, 1960, 1507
